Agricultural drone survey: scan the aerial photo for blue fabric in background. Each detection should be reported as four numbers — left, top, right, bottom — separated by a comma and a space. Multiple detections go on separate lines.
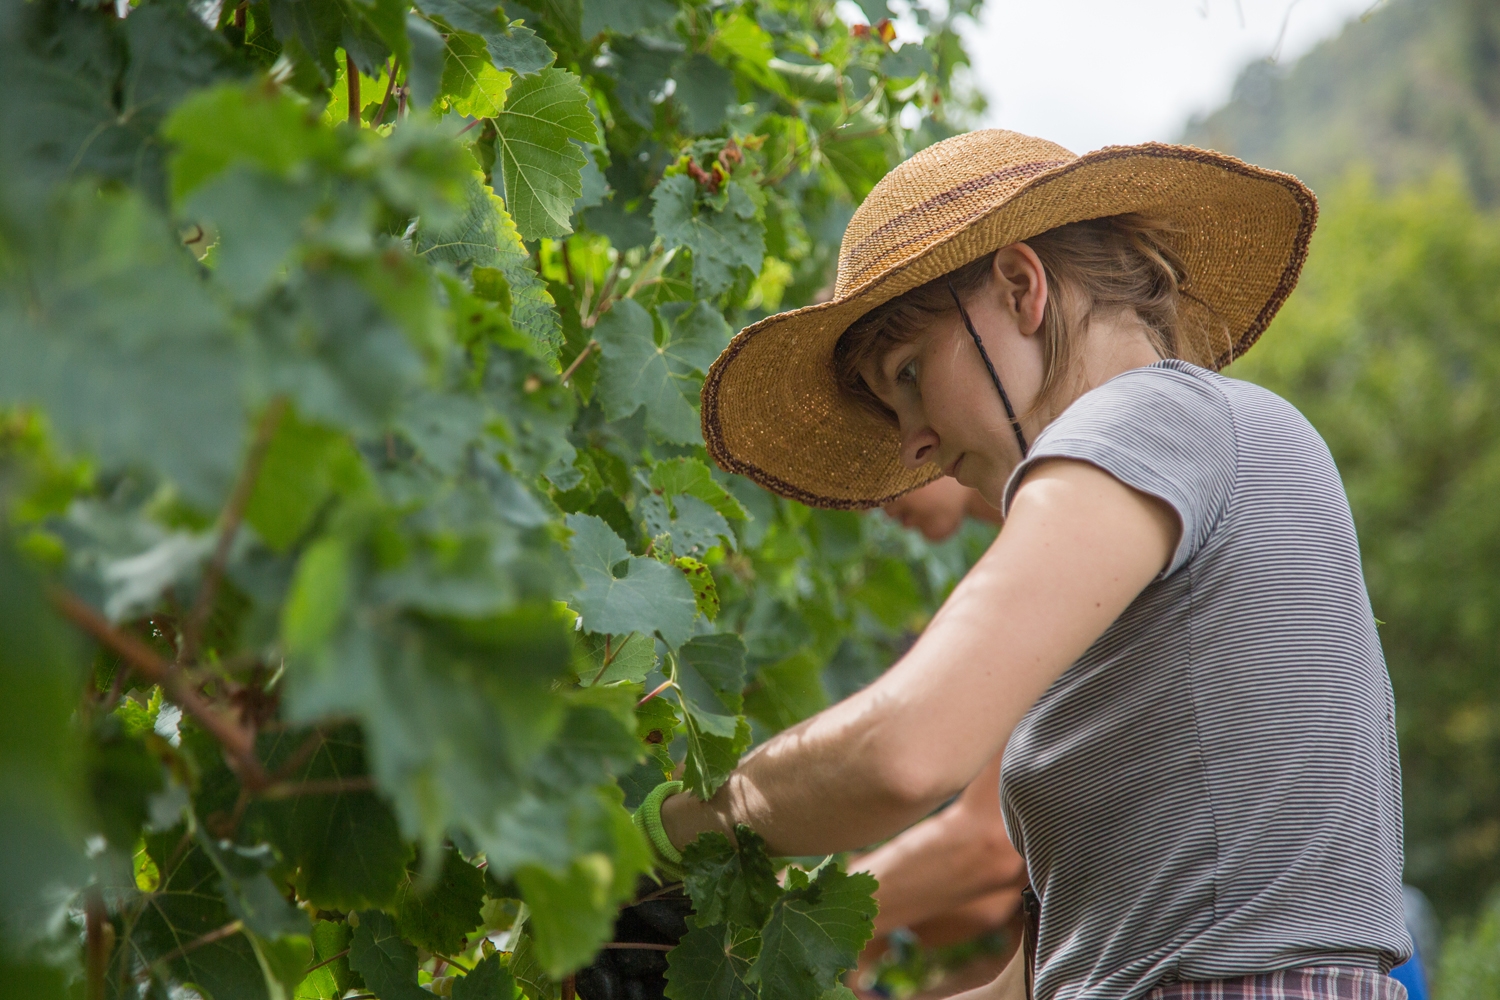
1390, 948, 1428, 1000
1391, 884, 1438, 1000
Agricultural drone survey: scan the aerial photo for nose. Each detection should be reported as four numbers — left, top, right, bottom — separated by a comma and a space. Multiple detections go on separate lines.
899, 423, 940, 470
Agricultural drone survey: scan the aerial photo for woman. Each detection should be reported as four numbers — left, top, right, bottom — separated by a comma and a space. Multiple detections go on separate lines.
640, 130, 1411, 999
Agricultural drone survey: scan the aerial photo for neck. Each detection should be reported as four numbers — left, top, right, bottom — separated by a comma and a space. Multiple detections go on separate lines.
1030, 310, 1164, 430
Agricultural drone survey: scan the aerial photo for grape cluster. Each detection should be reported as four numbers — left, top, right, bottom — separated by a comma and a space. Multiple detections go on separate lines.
574, 880, 691, 1000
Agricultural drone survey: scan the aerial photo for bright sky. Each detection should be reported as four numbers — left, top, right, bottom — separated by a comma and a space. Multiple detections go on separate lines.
942, 0, 1378, 154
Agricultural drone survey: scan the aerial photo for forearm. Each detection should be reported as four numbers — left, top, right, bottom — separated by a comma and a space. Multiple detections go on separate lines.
660, 685, 948, 856
854, 756, 1022, 935
661, 462, 1175, 859
858, 809, 1014, 934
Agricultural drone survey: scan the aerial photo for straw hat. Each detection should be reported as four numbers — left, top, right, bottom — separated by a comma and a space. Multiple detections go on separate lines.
699, 130, 1317, 509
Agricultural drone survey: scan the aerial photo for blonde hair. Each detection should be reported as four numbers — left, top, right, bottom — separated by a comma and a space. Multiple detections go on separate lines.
832, 214, 1188, 417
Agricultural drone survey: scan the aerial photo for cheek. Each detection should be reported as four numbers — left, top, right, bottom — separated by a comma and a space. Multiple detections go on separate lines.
918, 348, 984, 433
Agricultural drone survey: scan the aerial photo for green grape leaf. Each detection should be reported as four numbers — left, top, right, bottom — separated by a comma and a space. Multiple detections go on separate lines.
566, 514, 698, 649
295, 920, 355, 1000
607, 35, 682, 129
635, 694, 680, 774
681, 716, 750, 801
709, 10, 781, 93
0, 540, 88, 950
0, 1, 246, 209
743, 652, 829, 734
510, 930, 558, 1000
87, 729, 163, 851
182, 167, 323, 306
582, 0, 679, 38
134, 829, 274, 1000
281, 537, 353, 657
512, 785, 651, 976
675, 556, 720, 620
349, 909, 432, 1000
0, 186, 245, 508
650, 458, 749, 522
244, 411, 371, 552
164, 84, 342, 201
681, 825, 783, 929
407, 12, 448, 110
676, 633, 747, 729
416, 175, 562, 359
249, 727, 412, 912
580, 631, 658, 686
643, 494, 734, 557
393, 848, 486, 955
0, 955, 69, 1000
439, 29, 514, 118
674, 53, 737, 133
493, 68, 599, 240
415, 0, 555, 74
513, 857, 618, 976
746, 866, 880, 1000
651, 174, 765, 296
664, 923, 757, 1000
454, 951, 520, 999
594, 299, 725, 444
196, 832, 310, 942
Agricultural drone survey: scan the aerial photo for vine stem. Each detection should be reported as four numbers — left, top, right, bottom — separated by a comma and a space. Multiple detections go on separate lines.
302, 947, 349, 975
637, 678, 674, 707
562, 973, 576, 1000
584, 260, 622, 328
257, 776, 375, 800
375, 59, 399, 126
50, 589, 269, 788
601, 942, 674, 952
151, 920, 244, 969
589, 632, 636, 686
85, 889, 108, 1000
630, 883, 684, 905
179, 396, 288, 668
560, 341, 597, 385
269, 728, 327, 783
346, 54, 360, 124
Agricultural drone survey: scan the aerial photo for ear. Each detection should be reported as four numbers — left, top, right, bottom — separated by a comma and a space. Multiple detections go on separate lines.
990, 243, 1048, 338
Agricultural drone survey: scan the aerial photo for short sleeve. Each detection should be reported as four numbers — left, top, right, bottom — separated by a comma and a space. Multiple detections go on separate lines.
1001, 361, 1237, 577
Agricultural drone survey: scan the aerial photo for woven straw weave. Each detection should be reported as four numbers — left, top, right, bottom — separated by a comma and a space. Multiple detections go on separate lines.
700, 129, 1317, 509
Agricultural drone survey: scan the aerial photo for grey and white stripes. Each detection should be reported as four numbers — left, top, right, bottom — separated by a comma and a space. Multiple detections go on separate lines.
999, 361, 1409, 1000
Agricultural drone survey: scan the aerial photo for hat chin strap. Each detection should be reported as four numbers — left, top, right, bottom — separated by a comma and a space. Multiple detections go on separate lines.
948, 283, 1030, 460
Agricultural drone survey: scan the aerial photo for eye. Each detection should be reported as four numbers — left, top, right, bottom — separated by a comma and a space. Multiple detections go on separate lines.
896, 358, 918, 385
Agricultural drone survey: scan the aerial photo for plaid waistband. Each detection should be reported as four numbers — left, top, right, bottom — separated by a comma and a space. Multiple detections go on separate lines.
1145, 966, 1408, 1000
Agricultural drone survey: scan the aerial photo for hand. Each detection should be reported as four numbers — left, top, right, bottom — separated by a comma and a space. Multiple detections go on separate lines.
883, 478, 1004, 541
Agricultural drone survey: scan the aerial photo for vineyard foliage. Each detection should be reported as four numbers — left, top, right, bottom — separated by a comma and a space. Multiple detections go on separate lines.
0, 0, 992, 995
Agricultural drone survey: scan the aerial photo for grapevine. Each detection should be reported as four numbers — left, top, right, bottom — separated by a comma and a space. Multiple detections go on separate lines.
0, 0, 993, 996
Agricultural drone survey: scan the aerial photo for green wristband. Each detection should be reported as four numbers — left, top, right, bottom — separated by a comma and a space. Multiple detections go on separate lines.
633, 780, 685, 875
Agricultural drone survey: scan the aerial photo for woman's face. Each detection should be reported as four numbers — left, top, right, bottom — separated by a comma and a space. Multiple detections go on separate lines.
859, 245, 1049, 505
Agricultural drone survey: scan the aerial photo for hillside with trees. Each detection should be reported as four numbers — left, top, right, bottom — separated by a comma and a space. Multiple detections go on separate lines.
1183, 0, 1500, 202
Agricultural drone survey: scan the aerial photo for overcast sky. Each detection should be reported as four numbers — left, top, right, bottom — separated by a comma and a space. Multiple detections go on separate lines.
933, 0, 1378, 154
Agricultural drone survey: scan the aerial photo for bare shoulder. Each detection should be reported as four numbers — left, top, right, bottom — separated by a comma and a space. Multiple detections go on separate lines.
1006, 457, 1180, 575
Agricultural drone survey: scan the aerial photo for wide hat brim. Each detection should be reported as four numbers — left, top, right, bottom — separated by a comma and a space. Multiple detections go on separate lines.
700, 136, 1317, 510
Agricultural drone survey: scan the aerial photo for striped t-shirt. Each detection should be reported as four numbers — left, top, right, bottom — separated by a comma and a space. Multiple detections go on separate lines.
998, 360, 1409, 1000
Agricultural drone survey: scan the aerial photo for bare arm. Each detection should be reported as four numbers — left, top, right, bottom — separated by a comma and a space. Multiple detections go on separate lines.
853, 752, 1025, 937
661, 458, 1179, 856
